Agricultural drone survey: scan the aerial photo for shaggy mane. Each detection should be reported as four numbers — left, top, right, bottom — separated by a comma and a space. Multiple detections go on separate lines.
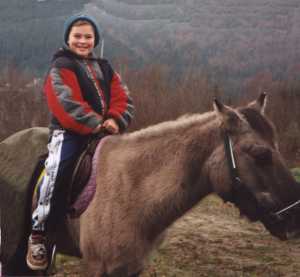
127, 111, 216, 141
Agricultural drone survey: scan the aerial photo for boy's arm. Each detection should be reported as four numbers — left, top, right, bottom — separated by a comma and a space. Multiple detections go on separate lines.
107, 72, 134, 132
45, 66, 103, 135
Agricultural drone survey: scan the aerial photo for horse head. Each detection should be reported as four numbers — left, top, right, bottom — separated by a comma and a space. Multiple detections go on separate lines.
208, 93, 300, 240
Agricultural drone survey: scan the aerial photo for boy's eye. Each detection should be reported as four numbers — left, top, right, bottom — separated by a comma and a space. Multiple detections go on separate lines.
73, 34, 93, 40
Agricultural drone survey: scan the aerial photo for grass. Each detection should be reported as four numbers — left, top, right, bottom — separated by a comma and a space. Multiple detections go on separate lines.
291, 167, 300, 182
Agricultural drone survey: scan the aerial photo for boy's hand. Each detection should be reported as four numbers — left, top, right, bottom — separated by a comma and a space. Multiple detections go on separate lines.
92, 123, 103, 134
102, 118, 119, 134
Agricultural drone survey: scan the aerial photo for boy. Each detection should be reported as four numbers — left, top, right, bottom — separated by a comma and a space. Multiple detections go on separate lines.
26, 14, 134, 270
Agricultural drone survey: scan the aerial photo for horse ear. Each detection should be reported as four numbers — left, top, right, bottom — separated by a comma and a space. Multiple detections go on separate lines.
247, 92, 268, 114
213, 98, 241, 131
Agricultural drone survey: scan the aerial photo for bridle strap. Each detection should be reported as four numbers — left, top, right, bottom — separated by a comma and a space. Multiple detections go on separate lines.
223, 132, 239, 183
223, 132, 300, 220
223, 132, 245, 203
224, 132, 268, 216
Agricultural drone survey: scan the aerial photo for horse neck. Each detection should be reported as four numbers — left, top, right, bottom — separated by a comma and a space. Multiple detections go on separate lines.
129, 113, 222, 240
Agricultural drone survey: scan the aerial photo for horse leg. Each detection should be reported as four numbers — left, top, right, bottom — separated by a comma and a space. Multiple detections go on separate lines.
102, 267, 143, 277
102, 271, 141, 277
85, 262, 142, 277
83, 259, 105, 277
129, 271, 142, 277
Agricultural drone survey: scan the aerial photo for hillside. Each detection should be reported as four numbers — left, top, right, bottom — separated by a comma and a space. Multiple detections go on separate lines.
0, 0, 87, 71
85, 0, 300, 90
1, 0, 300, 92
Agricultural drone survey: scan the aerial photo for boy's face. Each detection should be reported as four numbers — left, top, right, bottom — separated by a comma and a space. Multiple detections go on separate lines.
68, 24, 95, 57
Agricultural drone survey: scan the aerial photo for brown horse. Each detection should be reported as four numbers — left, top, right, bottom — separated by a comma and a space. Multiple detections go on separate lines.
2, 93, 300, 276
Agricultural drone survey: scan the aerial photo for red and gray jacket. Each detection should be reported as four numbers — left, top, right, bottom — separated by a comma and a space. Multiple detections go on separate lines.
44, 47, 134, 135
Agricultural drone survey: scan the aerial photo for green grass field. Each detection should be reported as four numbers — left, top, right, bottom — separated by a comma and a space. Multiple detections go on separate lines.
292, 167, 300, 182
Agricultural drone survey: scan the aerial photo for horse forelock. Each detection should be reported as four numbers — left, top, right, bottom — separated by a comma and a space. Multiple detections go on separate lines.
239, 107, 276, 146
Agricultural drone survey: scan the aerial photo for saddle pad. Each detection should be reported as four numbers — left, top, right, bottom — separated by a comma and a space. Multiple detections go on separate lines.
69, 136, 109, 217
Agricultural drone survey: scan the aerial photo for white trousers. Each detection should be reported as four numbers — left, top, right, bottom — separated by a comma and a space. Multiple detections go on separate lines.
32, 130, 65, 232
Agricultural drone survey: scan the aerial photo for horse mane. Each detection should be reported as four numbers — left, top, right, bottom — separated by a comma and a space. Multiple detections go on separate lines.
126, 111, 217, 142
239, 107, 276, 146
124, 105, 276, 150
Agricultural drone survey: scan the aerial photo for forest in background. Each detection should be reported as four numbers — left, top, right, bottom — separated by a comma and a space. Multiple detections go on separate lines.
2, 0, 300, 95
0, 63, 300, 166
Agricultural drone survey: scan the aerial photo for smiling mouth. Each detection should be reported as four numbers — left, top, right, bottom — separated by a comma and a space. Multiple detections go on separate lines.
74, 44, 90, 49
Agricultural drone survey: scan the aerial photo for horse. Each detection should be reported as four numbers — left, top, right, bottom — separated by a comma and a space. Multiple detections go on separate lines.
2, 93, 300, 277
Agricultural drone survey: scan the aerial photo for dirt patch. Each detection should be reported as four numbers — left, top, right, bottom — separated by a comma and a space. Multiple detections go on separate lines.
54, 195, 300, 277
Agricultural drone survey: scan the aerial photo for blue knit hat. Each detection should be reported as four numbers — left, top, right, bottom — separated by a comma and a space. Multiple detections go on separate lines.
63, 14, 101, 47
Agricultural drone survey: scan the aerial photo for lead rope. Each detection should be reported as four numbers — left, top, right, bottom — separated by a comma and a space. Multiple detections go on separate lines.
275, 199, 300, 216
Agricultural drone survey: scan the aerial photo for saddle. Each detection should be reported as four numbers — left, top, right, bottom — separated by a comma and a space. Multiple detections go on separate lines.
68, 136, 101, 205
31, 133, 109, 218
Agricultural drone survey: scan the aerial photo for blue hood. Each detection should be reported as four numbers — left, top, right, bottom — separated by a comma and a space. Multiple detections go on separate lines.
63, 14, 101, 47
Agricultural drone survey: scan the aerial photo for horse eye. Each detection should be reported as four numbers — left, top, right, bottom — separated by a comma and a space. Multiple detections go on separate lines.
243, 145, 273, 165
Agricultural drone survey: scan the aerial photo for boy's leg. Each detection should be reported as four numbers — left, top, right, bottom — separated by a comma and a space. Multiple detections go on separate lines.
26, 130, 84, 270
26, 130, 65, 270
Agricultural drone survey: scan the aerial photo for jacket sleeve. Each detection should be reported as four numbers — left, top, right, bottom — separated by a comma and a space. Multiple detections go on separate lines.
44, 62, 103, 135
107, 71, 134, 132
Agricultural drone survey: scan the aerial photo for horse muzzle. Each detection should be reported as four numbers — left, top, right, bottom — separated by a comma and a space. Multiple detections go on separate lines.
261, 201, 300, 240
